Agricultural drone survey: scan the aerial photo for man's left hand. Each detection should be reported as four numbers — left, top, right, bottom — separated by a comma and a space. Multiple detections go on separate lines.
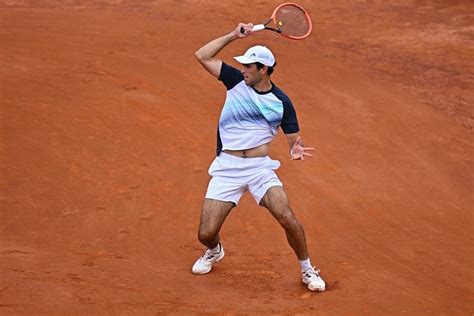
291, 136, 315, 160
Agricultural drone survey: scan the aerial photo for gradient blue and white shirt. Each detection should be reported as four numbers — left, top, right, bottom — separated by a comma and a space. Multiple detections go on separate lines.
216, 63, 299, 155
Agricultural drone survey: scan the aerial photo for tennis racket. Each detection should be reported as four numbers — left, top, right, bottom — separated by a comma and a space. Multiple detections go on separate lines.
240, 3, 313, 40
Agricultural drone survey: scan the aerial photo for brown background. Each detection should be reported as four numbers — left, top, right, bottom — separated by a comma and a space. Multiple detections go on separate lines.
1, 0, 473, 314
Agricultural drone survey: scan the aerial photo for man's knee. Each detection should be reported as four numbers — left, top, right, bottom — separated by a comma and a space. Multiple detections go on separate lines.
198, 227, 217, 244
278, 209, 301, 231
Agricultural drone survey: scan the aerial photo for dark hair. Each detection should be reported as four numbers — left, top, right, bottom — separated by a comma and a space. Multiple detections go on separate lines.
256, 62, 276, 76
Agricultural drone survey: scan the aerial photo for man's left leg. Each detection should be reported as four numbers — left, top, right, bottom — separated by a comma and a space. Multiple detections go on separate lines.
259, 186, 325, 292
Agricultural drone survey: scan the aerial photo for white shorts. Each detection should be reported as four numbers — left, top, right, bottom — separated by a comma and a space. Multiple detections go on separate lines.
205, 152, 283, 205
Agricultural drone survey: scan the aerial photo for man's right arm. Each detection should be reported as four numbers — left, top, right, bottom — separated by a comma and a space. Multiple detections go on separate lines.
195, 23, 253, 78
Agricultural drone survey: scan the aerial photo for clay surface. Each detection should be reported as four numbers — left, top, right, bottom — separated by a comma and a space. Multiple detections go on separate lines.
1, 1, 473, 314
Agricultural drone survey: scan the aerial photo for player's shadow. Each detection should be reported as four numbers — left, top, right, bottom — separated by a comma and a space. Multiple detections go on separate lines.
325, 280, 341, 291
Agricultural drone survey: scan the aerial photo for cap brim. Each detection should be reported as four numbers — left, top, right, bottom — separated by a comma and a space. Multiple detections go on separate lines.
233, 56, 256, 64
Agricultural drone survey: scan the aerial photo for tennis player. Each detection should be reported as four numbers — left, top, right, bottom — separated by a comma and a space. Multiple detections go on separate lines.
192, 23, 325, 292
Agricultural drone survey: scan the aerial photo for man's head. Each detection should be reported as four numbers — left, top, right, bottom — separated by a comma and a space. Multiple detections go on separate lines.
234, 45, 276, 86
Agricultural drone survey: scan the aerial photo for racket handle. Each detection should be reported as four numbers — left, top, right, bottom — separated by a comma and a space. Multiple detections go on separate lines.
252, 24, 265, 32
240, 24, 265, 34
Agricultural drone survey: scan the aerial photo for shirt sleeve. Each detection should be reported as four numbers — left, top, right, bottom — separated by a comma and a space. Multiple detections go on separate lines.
280, 96, 300, 134
218, 62, 244, 90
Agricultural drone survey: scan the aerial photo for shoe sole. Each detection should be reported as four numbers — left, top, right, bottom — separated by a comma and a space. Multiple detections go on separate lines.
303, 280, 325, 292
307, 284, 325, 292
192, 250, 225, 275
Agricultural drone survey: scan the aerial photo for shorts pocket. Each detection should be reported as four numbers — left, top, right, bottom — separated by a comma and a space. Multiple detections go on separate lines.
208, 158, 222, 176
266, 158, 281, 170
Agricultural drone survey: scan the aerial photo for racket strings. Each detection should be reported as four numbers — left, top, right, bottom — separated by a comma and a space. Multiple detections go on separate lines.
274, 5, 310, 38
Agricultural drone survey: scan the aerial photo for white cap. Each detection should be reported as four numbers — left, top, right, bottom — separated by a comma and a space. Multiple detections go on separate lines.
234, 45, 276, 67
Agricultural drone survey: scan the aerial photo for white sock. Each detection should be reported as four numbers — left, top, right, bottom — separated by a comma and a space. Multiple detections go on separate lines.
210, 243, 221, 254
299, 258, 312, 272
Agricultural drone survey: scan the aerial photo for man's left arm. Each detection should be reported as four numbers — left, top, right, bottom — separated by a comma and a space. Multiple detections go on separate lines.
280, 95, 314, 160
285, 133, 315, 160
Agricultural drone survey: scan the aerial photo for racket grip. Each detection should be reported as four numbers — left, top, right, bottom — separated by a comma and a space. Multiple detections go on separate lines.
252, 24, 265, 32
240, 24, 265, 34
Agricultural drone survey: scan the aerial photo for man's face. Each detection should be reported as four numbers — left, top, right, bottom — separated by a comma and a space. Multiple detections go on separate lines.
240, 63, 264, 86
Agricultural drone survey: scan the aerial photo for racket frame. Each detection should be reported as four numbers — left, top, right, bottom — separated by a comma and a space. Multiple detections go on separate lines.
251, 2, 313, 40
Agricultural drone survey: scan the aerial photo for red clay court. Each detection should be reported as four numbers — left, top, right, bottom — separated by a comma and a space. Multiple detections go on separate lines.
1, 1, 473, 314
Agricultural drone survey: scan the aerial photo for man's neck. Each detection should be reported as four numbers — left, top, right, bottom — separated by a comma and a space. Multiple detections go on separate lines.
252, 77, 272, 93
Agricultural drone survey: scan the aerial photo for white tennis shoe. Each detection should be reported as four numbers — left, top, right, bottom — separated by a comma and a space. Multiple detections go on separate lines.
302, 267, 326, 292
192, 243, 225, 274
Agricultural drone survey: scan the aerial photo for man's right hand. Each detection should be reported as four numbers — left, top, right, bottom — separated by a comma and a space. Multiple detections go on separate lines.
235, 23, 254, 38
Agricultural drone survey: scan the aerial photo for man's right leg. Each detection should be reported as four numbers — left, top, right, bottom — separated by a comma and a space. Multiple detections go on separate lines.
198, 198, 235, 249
192, 198, 235, 274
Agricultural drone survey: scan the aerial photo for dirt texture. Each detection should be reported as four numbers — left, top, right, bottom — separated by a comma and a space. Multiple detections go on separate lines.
1, 0, 473, 314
